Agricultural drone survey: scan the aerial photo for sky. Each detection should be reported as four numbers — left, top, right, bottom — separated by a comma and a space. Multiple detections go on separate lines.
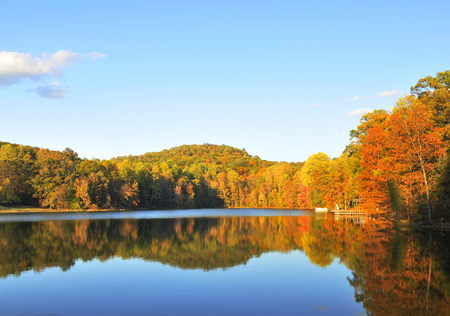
1, 0, 450, 162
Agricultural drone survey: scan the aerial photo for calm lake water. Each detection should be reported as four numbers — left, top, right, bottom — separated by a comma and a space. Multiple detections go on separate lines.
0, 209, 448, 315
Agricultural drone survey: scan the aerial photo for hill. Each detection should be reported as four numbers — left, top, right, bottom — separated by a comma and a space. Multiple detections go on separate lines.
0, 142, 307, 210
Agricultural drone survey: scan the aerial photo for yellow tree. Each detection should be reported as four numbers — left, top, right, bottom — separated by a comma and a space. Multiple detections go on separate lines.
301, 153, 335, 208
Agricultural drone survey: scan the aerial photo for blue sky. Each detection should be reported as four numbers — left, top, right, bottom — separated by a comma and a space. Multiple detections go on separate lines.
1, 0, 449, 162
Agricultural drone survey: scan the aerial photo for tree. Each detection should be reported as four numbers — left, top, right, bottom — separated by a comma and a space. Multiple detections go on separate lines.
411, 70, 450, 134
358, 114, 392, 216
0, 178, 20, 205
301, 153, 335, 208
355, 96, 447, 220
218, 171, 231, 207
32, 148, 80, 208
0, 144, 37, 205
334, 153, 359, 210
118, 181, 139, 208
389, 96, 446, 221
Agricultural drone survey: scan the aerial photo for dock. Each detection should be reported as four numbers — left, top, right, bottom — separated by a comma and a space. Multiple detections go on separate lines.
329, 210, 365, 215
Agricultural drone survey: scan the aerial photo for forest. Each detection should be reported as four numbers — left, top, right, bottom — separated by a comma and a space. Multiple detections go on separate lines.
1, 70, 449, 222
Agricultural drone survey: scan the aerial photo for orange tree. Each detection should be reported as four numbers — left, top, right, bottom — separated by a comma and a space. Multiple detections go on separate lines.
389, 97, 446, 221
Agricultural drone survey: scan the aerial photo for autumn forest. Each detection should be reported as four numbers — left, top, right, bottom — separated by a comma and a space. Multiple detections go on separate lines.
1, 70, 450, 223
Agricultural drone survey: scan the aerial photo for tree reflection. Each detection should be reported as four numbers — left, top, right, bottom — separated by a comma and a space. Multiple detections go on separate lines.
0, 216, 312, 275
0, 215, 449, 315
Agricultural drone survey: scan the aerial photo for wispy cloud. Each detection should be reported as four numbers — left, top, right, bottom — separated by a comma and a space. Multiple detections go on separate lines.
378, 90, 401, 98
311, 102, 322, 107
351, 90, 401, 101
89, 52, 106, 60
348, 108, 372, 117
31, 82, 68, 99
0, 50, 105, 87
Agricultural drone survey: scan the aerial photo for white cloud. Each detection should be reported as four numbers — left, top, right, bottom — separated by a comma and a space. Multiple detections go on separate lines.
379, 90, 401, 98
0, 49, 105, 87
48, 50, 79, 67
348, 108, 372, 117
311, 102, 322, 107
32, 82, 67, 99
88, 52, 106, 60
351, 90, 401, 101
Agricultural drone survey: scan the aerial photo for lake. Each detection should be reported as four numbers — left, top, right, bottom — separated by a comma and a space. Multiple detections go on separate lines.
0, 209, 448, 315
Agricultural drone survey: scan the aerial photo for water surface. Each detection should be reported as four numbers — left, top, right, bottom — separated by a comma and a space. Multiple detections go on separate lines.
0, 209, 448, 315
0, 208, 308, 222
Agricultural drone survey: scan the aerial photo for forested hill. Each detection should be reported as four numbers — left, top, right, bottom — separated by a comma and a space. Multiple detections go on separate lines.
114, 144, 277, 171
0, 142, 307, 210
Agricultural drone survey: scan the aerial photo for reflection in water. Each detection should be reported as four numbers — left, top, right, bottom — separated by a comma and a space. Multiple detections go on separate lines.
0, 215, 449, 315
0, 216, 312, 274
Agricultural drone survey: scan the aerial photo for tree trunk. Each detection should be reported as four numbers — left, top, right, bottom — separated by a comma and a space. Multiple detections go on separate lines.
420, 159, 432, 221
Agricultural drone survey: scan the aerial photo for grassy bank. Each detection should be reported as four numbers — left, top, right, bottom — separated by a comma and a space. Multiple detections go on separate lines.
0, 205, 129, 213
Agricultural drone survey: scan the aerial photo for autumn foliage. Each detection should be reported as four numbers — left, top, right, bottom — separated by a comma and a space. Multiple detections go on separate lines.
0, 144, 311, 210
1, 71, 450, 221
353, 72, 450, 220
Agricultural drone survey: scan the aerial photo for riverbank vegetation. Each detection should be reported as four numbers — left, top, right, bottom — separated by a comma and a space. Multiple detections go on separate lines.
1, 70, 449, 222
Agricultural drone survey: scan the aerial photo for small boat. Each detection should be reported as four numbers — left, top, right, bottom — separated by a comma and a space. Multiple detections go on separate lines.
314, 207, 328, 212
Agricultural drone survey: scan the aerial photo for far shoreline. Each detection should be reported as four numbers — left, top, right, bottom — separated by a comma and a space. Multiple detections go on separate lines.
1, 206, 450, 230
0, 205, 318, 214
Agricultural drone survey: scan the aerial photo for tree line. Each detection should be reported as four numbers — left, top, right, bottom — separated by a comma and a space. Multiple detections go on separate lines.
348, 70, 450, 221
288, 70, 450, 221
0, 143, 310, 210
1, 70, 449, 221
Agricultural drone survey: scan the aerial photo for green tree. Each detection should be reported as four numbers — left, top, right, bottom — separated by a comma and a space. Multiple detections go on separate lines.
0, 144, 37, 205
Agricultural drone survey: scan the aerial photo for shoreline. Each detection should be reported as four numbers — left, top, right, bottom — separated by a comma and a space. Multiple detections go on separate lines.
0, 205, 311, 214
1, 206, 449, 229
395, 219, 450, 231
0, 206, 138, 214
